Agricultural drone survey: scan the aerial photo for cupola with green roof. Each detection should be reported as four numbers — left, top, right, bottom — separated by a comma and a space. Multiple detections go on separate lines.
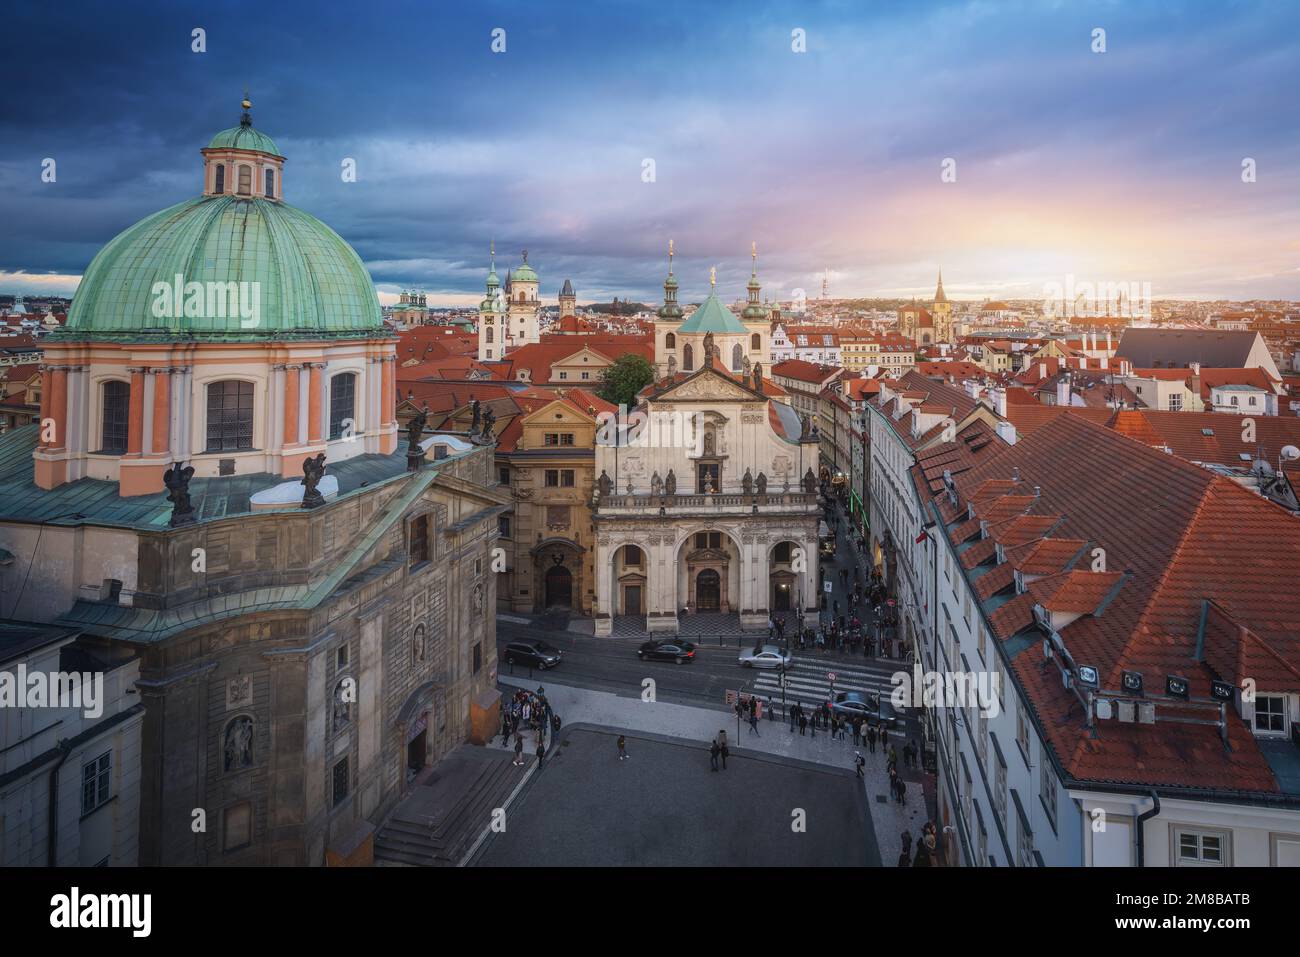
60, 97, 383, 341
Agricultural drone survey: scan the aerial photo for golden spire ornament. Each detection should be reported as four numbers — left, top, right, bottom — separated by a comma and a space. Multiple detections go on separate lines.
709, 266, 716, 290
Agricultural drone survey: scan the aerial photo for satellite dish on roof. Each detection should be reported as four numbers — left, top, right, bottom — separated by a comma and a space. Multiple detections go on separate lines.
1254, 459, 1275, 477
1281, 445, 1300, 461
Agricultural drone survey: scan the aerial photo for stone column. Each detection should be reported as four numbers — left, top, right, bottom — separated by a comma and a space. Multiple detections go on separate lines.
47, 365, 69, 450
381, 355, 395, 426
270, 364, 286, 451
37, 363, 51, 446
151, 367, 171, 457
283, 365, 301, 447
306, 363, 323, 442
126, 367, 146, 455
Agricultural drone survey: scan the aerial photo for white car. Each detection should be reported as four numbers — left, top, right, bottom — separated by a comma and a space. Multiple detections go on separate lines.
738, 644, 792, 669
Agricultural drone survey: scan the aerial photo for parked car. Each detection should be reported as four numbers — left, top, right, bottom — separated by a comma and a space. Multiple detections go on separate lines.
638, 639, 697, 664
738, 644, 792, 669
830, 691, 901, 729
503, 640, 562, 670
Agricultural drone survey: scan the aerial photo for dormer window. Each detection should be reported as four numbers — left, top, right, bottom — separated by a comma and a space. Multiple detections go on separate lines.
264, 168, 275, 199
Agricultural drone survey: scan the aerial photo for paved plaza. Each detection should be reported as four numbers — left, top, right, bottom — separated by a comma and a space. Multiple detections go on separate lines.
475, 726, 876, 867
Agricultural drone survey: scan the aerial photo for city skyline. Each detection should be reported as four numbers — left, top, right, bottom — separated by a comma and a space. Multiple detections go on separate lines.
2, 0, 1298, 306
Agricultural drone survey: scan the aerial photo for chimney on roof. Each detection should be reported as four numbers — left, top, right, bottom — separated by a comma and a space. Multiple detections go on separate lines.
1011, 467, 1020, 483
1056, 375, 1072, 407
991, 386, 1007, 418
1033, 485, 1040, 497
1039, 363, 1047, 381
996, 419, 1017, 446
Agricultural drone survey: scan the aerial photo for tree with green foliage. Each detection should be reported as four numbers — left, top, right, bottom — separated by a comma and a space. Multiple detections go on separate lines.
598, 353, 656, 409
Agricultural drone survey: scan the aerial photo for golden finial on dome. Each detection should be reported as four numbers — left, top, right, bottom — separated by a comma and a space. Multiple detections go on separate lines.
710, 266, 716, 290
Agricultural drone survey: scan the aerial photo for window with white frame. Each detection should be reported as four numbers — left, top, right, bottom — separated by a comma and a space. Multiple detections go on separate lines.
1176, 828, 1227, 866
1039, 761, 1058, 829
81, 750, 112, 815
1016, 703, 1030, 763
1254, 694, 1287, 736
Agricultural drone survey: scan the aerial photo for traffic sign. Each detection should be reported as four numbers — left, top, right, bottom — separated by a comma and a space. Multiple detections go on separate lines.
827, 672, 837, 683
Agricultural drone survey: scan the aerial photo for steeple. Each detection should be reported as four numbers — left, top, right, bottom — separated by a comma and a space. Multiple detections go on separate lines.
934, 269, 948, 304
657, 238, 683, 319
742, 241, 765, 319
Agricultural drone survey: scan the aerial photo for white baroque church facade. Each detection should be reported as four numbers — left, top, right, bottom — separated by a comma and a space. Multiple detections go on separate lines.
591, 259, 821, 636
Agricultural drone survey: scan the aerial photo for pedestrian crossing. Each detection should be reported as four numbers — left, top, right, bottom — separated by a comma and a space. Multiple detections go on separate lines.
748, 656, 906, 709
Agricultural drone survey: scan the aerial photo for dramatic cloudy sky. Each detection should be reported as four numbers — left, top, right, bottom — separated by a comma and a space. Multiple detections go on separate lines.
2, 0, 1298, 307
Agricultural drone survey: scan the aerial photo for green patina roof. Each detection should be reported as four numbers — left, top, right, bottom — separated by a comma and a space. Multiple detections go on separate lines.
677, 294, 747, 334
63, 195, 383, 339
511, 263, 538, 284
207, 124, 281, 156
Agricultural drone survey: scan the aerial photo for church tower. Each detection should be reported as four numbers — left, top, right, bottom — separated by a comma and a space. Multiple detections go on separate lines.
478, 243, 506, 361
558, 278, 576, 318
505, 250, 541, 347
653, 240, 684, 377
740, 242, 770, 367
931, 269, 953, 343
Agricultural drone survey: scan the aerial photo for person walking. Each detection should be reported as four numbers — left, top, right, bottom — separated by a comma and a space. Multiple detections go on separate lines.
896, 776, 907, 805
535, 739, 546, 768
798, 713, 808, 736
617, 734, 629, 760
880, 726, 890, 752
720, 741, 730, 770
867, 722, 877, 753
513, 733, 525, 766
748, 708, 760, 736
854, 751, 865, 779
710, 738, 720, 771
719, 729, 728, 750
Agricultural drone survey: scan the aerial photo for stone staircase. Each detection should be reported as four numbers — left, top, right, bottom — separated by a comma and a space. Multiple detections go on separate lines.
374, 743, 529, 866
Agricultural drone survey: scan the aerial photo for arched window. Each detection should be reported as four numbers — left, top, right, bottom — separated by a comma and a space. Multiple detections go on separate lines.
214, 164, 225, 194
412, 624, 426, 664
205, 380, 254, 452
751, 333, 761, 351
329, 372, 356, 440
99, 380, 130, 454
683, 344, 694, 371
665, 333, 676, 349
223, 715, 254, 772
731, 343, 743, 372
236, 164, 251, 195
264, 168, 275, 199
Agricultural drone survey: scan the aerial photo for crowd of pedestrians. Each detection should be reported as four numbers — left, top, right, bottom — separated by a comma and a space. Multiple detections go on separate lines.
500, 687, 560, 768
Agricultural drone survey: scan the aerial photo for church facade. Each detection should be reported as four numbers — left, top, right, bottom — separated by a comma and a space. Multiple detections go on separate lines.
591, 263, 820, 636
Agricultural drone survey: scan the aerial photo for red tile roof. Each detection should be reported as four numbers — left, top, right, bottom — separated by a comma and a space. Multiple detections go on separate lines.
932, 413, 1300, 794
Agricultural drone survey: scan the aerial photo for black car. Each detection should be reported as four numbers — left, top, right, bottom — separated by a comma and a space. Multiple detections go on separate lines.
503, 640, 562, 670
637, 639, 697, 664
830, 691, 901, 729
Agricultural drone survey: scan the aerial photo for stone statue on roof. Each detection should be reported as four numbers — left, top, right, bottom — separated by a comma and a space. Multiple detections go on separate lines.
164, 461, 196, 527
597, 469, 612, 498
470, 397, 481, 434
665, 468, 676, 496
301, 453, 327, 509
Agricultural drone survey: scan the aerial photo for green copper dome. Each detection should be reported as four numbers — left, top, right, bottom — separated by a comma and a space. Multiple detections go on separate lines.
677, 294, 747, 334
63, 195, 383, 340
511, 262, 538, 284
207, 124, 281, 156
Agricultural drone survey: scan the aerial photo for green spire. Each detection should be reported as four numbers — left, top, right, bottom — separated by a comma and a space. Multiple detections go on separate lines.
658, 238, 682, 319
742, 241, 766, 319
